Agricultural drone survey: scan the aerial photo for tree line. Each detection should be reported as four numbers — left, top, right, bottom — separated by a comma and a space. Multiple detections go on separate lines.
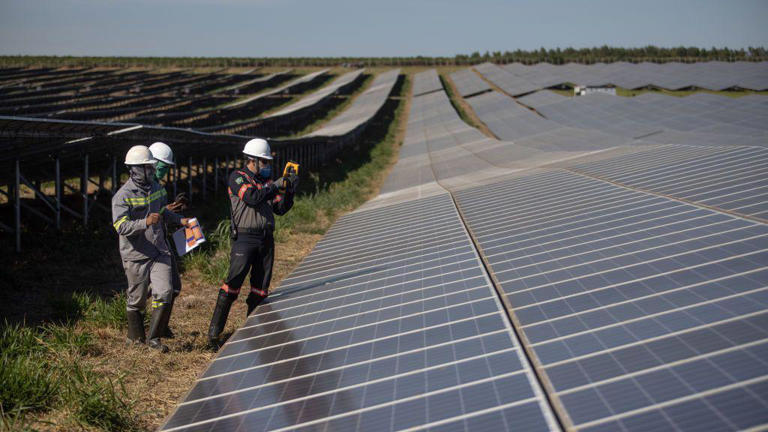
1, 46, 765, 68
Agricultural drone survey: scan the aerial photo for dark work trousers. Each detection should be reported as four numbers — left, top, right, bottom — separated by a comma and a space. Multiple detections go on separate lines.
223, 231, 275, 297
169, 249, 182, 297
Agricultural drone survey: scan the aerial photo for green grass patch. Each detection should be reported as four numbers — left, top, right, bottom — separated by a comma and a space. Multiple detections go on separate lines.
60, 358, 138, 431
547, 88, 574, 97
616, 87, 768, 98
439, 73, 486, 131
49, 291, 128, 329
1, 314, 138, 430
0, 353, 58, 416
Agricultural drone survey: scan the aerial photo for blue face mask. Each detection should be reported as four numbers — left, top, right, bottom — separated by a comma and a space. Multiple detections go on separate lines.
258, 166, 272, 179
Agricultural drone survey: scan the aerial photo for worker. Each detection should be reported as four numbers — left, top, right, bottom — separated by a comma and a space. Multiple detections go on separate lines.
148, 141, 186, 338
208, 138, 298, 349
112, 145, 193, 353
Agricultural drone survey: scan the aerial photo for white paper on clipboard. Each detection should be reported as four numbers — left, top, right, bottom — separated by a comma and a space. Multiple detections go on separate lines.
172, 218, 206, 256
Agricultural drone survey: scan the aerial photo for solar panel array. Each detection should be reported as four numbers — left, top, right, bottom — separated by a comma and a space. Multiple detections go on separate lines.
160, 193, 559, 432
222, 70, 329, 110
164, 66, 768, 430
436, 69, 768, 430
261, 70, 364, 119
534, 93, 768, 143
475, 61, 768, 93
1, 67, 406, 251
206, 69, 364, 135
307, 69, 400, 138
508, 61, 768, 91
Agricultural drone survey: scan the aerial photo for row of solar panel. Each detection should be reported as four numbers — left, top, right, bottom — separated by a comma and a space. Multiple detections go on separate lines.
161, 192, 558, 431
441, 69, 768, 430
472, 62, 768, 96
1, 67, 362, 138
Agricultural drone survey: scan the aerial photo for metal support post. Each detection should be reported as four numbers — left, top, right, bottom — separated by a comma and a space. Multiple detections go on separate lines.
82, 153, 89, 226
214, 157, 219, 193
172, 164, 178, 198
55, 157, 61, 230
188, 156, 193, 200
15, 159, 21, 252
111, 155, 118, 194
202, 157, 207, 200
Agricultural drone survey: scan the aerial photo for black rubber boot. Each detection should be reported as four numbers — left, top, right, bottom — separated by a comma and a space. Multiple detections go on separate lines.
208, 289, 235, 351
126, 310, 146, 346
147, 302, 171, 353
246, 290, 268, 315
162, 294, 178, 339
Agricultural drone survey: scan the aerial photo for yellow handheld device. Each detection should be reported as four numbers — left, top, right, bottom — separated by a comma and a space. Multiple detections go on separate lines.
283, 161, 300, 177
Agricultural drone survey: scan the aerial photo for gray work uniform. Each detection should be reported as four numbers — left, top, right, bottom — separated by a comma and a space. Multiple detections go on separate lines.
112, 178, 182, 312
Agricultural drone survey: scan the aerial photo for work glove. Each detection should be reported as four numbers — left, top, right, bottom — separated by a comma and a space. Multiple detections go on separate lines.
272, 177, 286, 190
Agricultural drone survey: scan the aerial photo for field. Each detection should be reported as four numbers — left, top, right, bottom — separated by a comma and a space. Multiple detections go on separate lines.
2, 60, 767, 431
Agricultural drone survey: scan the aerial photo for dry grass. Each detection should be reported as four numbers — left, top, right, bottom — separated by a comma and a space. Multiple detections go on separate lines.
440, 72, 497, 139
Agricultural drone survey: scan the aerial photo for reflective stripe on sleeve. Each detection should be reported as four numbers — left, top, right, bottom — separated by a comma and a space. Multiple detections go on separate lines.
237, 184, 251, 200
113, 216, 128, 230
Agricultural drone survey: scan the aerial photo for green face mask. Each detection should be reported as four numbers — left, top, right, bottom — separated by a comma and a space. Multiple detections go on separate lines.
155, 161, 170, 182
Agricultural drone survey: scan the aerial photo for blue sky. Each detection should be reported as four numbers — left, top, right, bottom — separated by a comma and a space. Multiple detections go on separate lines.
1, 0, 766, 57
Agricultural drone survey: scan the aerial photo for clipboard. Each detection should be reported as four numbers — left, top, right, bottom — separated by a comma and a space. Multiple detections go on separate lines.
172, 218, 205, 256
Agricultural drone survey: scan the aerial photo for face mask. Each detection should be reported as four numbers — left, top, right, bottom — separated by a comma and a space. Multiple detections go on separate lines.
155, 161, 170, 182
258, 166, 272, 179
130, 165, 156, 189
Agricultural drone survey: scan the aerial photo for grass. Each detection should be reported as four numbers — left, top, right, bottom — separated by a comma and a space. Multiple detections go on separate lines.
439, 73, 483, 131
1, 320, 139, 431
440, 72, 498, 139
1, 72, 410, 431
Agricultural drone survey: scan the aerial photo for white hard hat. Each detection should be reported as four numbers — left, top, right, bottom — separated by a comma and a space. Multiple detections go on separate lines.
124, 145, 156, 165
148, 141, 175, 165
243, 138, 272, 160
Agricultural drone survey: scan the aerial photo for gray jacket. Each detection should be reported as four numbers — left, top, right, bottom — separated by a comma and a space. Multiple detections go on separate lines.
111, 178, 182, 261
228, 167, 293, 234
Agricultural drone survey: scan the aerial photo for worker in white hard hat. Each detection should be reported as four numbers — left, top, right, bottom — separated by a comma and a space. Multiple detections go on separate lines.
208, 138, 299, 349
148, 141, 187, 339
111, 144, 194, 352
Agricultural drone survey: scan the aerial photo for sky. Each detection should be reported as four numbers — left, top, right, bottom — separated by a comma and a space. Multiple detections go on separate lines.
1, 0, 766, 58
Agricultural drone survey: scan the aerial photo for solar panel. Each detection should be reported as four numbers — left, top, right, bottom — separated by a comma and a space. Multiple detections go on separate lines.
474, 63, 539, 96
517, 90, 568, 109
160, 192, 559, 431
306, 69, 400, 138
262, 69, 364, 119
411, 69, 443, 97
204, 69, 364, 135
473, 62, 768, 92
454, 170, 768, 431
569, 146, 768, 219
159, 67, 767, 431
449, 69, 491, 98
223, 70, 329, 110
